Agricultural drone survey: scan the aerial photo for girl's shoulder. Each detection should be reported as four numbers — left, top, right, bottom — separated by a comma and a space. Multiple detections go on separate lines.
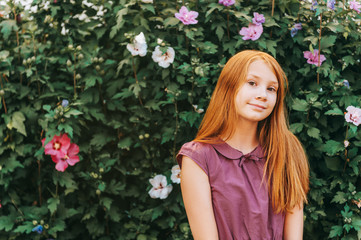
176, 141, 216, 175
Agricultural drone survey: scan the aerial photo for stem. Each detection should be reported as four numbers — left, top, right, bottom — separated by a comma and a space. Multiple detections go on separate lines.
317, 13, 322, 85
0, 75, 7, 114
343, 126, 349, 172
73, 53, 77, 98
32, 34, 40, 95
13, 8, 23, 84
270, 0, 275, 38
131, 56, 143, 106
227, 10, 230, 40
173, 100, 179, 160
37, 160, 42, 206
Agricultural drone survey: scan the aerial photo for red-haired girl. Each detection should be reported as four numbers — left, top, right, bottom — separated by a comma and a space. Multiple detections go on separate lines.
177, 50, 309, 240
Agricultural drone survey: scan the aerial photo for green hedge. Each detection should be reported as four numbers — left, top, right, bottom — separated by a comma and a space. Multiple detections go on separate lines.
0, 0, 361, 239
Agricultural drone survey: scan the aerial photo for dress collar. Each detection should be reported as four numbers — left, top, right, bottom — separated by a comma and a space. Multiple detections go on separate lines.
211, 141, 264, 161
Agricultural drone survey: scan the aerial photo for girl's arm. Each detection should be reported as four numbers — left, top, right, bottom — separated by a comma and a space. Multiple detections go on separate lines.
283, 203, 304, 240
180, 156, 219, 240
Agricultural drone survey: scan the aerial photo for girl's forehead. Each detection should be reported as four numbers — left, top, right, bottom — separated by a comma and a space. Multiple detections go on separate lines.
246, 60, 279, 84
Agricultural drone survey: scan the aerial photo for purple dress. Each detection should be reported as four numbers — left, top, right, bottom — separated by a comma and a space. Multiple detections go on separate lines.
177, 141, 285, 240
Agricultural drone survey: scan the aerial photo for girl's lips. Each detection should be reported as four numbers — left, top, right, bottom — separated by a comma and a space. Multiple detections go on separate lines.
249, 103, 266, 109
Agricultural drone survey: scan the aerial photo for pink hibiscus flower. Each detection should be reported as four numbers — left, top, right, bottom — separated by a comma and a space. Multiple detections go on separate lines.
345, 106, 361, 126
252, 12, 265, 25
303, 50, 326, 66
349, 0, 361, 13
239, 23, 263, 41
51, 143, 80, 172
42, 133, 71, 159
219, 0, 235, 6
175, 6, 198, 25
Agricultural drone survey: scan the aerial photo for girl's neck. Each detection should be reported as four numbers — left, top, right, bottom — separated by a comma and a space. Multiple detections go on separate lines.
225, 120, 259, 154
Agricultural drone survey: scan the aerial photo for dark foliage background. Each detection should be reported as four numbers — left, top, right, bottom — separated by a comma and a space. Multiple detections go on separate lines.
0, 0, 361, 239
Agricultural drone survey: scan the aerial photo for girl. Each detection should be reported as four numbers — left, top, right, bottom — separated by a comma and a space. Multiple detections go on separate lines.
177, 50, 309, 240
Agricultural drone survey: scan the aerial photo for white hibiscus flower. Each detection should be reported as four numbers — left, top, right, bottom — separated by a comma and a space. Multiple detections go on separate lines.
127, 32, 147, 57
171, 165, 181, 184
148, 174, 173, 199
192, 104, 204, 114
141, 0, 153, 3
152, 46, 175, 68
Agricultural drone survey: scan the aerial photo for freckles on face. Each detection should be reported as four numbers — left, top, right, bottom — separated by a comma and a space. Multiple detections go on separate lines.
234, 60, 279, 123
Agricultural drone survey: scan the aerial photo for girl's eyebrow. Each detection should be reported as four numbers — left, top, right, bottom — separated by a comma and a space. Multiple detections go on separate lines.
247, 74, 279, 86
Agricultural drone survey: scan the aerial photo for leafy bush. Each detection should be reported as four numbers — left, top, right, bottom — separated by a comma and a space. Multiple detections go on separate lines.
0, 0, 360, 239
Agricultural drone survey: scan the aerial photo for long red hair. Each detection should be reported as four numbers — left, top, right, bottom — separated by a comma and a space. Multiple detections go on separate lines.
194, 50, 309, 213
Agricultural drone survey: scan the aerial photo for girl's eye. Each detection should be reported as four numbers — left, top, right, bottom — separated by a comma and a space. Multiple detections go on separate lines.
248, 81, 256, 86
267, 87, 277, 92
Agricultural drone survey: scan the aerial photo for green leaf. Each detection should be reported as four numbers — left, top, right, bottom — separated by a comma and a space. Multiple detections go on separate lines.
151, 206, 164, 221
100, 197, 113, 210
118, 137, 132, 150
290, 123, 303, 134
320, 35, 337, 49
110, 8, 128, 39
0, 216, 15, 231
64, 109, 83, 117
8, 111, 27, 136
164, 17, 179, 27
325, 108, 344, 116
331, 191, 347, 204
47, 197, 60, 215
323, 140, 344, 156
48, 219, 66, 234
307, 127, 320, 139
216, 25, 224, 42
13, 221, 33, 234
141, 4, 155, 14
329, 225, 343, 238
58, 123, 73, 138
291, 98, 308, 111
266, 40, 277, 57
0, 20, 19, 39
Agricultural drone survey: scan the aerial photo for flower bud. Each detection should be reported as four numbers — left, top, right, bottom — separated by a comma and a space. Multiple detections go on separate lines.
66, 59, 72, 67
22, 59, 27, 65
78, 53, 84, 60
40, 220, 45, 225
95, 65, 101, 71
44, 224, 49, 229
93, 57, 98, 63
76, 45, 82, 51
68, 44, 74, 50
139, 135, 144, 140
27, 58, 32, 64
0, 90, 4, 97
93, 173, 98, 179
75, 73, 81, 80
144, 133, 150, 138
96, 189, 101, 195
100, 70, 105, 76
32, 220, 38, 226
98, 57, 104, 63
61, 99, 69, 107
31, 56, 36, 62
99, 168, 104, 173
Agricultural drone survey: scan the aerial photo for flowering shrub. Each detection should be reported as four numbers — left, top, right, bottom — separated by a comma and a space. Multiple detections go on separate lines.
0, 0, 360, 239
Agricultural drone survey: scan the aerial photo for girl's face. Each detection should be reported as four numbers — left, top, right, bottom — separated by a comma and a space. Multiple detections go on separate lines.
234, 60, 278, 124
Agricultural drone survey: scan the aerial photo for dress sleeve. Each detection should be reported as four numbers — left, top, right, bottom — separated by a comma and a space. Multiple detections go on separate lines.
176, 141, 209, 176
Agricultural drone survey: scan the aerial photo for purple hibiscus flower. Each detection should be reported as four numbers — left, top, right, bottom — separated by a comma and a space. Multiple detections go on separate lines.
175, 6, 198, 25
219, 0, 235, 6
304, 50, 326, 66
252, 12, 265, 25
239, 23, 263, 41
